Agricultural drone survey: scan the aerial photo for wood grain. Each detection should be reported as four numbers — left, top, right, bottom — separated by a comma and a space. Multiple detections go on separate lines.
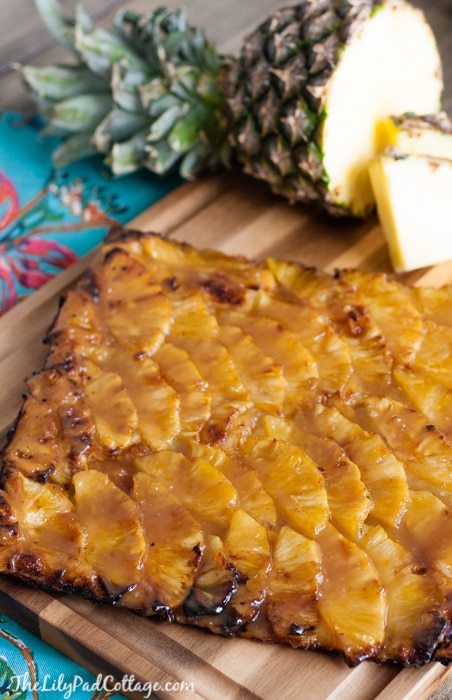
2, 1, 452, 698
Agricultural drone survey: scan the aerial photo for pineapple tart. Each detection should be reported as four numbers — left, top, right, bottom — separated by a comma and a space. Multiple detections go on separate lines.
2, 227, 452, 666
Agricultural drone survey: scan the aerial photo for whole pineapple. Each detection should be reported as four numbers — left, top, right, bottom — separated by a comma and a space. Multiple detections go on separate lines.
22, 0, 442, 217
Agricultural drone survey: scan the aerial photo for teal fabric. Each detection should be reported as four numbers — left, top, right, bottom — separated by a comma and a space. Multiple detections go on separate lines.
0, 614, 125, 699
0, 111, 181, 313
0, 111, 181, 696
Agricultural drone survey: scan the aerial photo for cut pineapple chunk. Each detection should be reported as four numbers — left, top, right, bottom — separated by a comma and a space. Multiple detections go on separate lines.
369, 153, 452, 272
382, 112, 452, 159
320, 0, 442, 217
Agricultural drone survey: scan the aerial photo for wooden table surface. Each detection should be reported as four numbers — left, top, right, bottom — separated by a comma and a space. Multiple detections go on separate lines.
2, 1, 452, 699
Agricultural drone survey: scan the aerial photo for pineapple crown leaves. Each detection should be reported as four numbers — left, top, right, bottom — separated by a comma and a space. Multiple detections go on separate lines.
21, 0, 232, 179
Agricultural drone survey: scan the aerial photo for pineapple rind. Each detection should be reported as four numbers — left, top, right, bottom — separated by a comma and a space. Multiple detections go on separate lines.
4, 227, 452, 665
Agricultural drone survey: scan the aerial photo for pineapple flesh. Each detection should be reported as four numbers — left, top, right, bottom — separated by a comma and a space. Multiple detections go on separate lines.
4, 228, 452, 665
369, 153, 452, 272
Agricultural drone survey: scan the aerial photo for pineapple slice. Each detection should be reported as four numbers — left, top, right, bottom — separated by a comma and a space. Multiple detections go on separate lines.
4, 390, 61, 482
135, 451, 239, 529
394, 366, 452, 441
217, 324, 286, 414
179, 457, 239, 529
118, 354, 180, 450
243, 436, 329, 539
83, 360, 139, 451
340, 270, 425, 367
48, 287, 105, 364
310, 404, 408, 529
123, 472, 203, 613
414, 321, 452, 390
356, 396, 452, 494
73, 470, 146, 592
6, 370, 96, 486
266, 526, 325, 646
218, 457, 278, 531
400, 491, 452, 589
3, 472, 82, 577
369, 153, 452, 272
99, 247, 171, 355
360, 524, 446, 665
222, 310, 318, 412
226, 509, 270, 581
316, 524, 386, 662
408, 285, 452, 328
225, 509, 271, 626
381, 112, 452, 159
153, 343, 211, 437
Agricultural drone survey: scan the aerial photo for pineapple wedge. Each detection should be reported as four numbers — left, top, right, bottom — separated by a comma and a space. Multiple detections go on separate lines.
382, 113, 452, 159
369, 152, 452, 272
5, 228, 452, 666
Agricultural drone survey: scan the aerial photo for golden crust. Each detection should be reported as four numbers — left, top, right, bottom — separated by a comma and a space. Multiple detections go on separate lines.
2, 226, 452, 665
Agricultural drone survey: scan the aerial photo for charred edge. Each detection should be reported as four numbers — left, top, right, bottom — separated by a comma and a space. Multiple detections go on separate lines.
407, 610, 450, 666
152, 600, 175, 622
163, 276, 179, 291
104, 225, 151, 245
42, 294, 69, 343
35, 465, 56, 483
201, 276, 245, 306
7, 568, 115, 605
78, 269, 101, 302
183, 578, 237, 619
3, 403, 28, 452
346, 305, 367, 336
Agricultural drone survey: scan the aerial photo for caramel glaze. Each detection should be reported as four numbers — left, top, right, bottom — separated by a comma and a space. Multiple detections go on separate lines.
2, 227, 452, 666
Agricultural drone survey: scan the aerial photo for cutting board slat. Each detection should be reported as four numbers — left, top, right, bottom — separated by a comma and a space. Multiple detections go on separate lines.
0, 174, 451, 700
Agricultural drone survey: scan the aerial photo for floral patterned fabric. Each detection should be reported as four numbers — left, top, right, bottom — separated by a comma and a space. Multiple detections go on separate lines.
0, 111, 180, 314
0, 615, 124, 699
0, 111, 180, 696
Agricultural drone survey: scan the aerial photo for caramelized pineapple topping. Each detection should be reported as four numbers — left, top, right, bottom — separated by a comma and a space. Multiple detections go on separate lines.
3, 228, 452, 666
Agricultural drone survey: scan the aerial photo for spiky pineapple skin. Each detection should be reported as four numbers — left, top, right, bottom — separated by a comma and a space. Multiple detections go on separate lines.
224, 0, 443, 217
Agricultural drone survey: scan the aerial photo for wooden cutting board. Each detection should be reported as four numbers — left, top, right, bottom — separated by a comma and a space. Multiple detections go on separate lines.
1, 171, 452, 700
